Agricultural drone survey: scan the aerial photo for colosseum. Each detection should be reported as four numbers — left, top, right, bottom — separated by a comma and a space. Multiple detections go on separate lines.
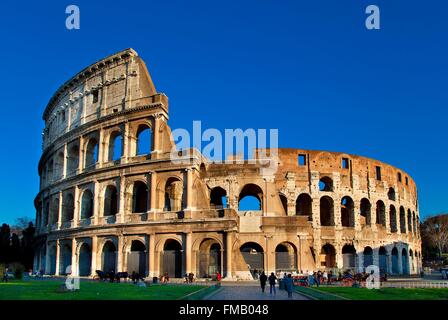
33, 48, 422, 280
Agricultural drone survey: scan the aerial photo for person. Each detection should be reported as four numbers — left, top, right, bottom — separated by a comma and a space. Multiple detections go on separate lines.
328, 271, 333, 285
313, 272, 319, 287
323, 271, 328, 284
184, 274, 189, 283
216, 271, 222, 282
2, 266, 8, 282
285, 274, 294, 298
188, 272, 194, 283
268, 272, 277, 295
259, 271, 267, 293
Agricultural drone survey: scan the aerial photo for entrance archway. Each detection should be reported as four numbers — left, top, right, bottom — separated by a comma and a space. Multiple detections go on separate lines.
363, 247, 373, 269
161, 239, 182, 278
240, 242, 264, 279
102, 241, 117, 273
127, 240, 147, 276
78, 243, 92, 276
342, 244, 356, 271
275, 242, 297, 273
379, 246, 388, 274
198, 239, 222, 278
320, 244, 336, 269
391, 247, 399, 274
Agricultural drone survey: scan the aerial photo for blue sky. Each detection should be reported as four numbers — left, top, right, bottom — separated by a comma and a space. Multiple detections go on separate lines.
0, 0, 447, 224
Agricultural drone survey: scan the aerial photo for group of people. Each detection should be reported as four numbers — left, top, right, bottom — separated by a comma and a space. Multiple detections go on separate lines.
259, 272, 295, 298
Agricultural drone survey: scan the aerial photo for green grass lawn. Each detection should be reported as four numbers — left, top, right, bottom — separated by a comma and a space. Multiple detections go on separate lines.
0, 280, 207, 300
306, 286, 448, 300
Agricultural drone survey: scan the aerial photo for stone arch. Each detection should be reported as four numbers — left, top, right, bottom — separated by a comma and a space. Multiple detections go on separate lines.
319, 176, 333, 192
55, 151, 64, 179
80, 189, 94, 219
84, 137, 98, 169
320, 196, 334, 226
296, 193, 312, 221
127, 240, 147, 276
363, 246, 373, 268
210, 186, 227, 209
104, 185, 118, 216
342, 244, 356, 271
62, 192, 74, 222
409, 249, 414, 273
279, 193, 288, 215
108, 130, 123, 161
238, 183, 263, 211
360, 198, 371, 226
402, 248, 409, 274
275, 242, 297, 272
399, 206, 406, 233
391, 247, 399, 274
67, 143, 79, 175
341, 196, 355, 227
407, 209, 412, 233
78, 242, 92, 276
320, 243, 336, 269
161, 239, 182, 278
50, 196, 59, 225
376, 200, 386, 226
59, 242, 72, 275
48, 243, 57, 275
132, 181, 148, 213
389, 205, 397, 233
135, 123, 152, 156
388, 187, 396, 201
101, 240, 117, 273
240, 242, 264, 278
378, 246, 388, 274
164, 177, 184, 211
198, 238, 222, 278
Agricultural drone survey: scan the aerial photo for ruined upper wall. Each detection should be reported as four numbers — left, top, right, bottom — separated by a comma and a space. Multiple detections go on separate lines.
41, 48, 158, 150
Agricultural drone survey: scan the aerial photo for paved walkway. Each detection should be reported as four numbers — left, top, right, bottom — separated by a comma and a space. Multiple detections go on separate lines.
206, 285, 309, 300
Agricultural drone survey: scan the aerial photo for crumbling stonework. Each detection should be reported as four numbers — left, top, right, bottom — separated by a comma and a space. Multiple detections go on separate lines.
34, 49, 421, 280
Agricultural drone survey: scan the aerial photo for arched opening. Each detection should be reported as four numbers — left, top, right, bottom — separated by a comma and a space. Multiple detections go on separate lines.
136, 125, 152, 156
164, 177, 183, 212
279, 194, 288, 215
108, 131, 123, 161
409, 249, 414, 273
275, 242, 297, 273
43, 201, 50, 226
407, 209, 412, 233
127, 240, 147, 276
55, 151, 64, 179
238, 184, 263, 211
102, 241, 117, 273
379, 246, 388, 274
389, 205, 397, 233
320, 244, 336, 269
412, 212, 416, 234
388, 187, 396, 201
402, 248, 409, 274
161, 239, 182, 278
320, 196, 334, 226
62, 193, 74, 222
78, 243, 92, 276
60, 244, 72, 275
210, 187, 227, 209
80, 190, 94, 219
47, 160, 54, 182
400, 206, 406, 233
363, 247, 373, 269
198, 239, 222, 278
132, 181, 148, 213
341, 196, 355, 227
48, 245, 57, 275
360, 198, 371, 226
391, 247, 399, 274
376, 200, 386, 226
85, 138, 98, 169
342, 244, 356, 271
104, 185, 118, 216
240, 242, 264, 279
319, 176, 333, 192
296, 193, 312, 221
50, 198, 59, 225
67, 144, 79, 175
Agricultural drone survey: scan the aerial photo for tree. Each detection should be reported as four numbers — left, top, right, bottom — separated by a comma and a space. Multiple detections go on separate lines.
421, 214, 448, 259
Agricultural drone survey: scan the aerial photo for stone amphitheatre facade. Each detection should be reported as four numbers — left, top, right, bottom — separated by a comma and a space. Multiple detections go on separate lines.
33, 48, 422, 280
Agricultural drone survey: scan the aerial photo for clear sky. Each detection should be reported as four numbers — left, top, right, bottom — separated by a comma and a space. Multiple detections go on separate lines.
0, 0, 447, 224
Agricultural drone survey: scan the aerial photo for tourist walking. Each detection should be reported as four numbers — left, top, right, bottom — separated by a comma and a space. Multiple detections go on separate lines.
259, 271, 267, 292
285, 274, 294, 298
216, 271, 222, 282
268, 272, 277, 294
2, 266, 8, 282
